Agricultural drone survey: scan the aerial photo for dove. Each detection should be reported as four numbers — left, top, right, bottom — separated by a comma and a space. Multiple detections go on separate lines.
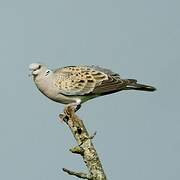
29, 63, 156, 110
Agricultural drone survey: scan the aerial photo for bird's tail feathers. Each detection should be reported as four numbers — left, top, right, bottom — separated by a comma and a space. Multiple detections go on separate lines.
124, 79, 156, 92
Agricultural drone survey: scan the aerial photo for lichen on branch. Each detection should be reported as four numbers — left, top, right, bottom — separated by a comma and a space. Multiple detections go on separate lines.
60, 106, 107, 180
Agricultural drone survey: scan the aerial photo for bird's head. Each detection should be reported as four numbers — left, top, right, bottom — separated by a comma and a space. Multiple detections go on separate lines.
29, 63, 53, 80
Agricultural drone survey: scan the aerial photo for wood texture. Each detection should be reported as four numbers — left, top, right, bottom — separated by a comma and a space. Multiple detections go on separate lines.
60, 106, 107, 180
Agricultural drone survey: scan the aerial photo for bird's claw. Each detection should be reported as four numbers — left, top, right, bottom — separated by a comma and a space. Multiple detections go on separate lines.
74, 104, 81, 112
59, 113, 69, 123
59, 105, 76, 123
59, 104, 81, 124
65, 103, 81, 113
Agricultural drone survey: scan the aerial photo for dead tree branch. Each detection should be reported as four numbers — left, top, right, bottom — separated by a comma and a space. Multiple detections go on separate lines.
60, 106, 107, 180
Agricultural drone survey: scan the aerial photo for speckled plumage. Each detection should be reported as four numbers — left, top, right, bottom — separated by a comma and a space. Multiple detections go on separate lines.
29, 63, 156, 108
54, 66, 110, 95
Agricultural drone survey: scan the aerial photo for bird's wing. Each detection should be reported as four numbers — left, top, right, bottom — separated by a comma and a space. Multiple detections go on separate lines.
54, 65, 137, 96
96, 78, 139, 94
54, 66, 108, 95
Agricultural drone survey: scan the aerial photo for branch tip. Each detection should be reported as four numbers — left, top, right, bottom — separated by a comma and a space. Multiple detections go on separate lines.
70, 146, 84, 155
62, 168, 92, 180
89, 131, 97, 139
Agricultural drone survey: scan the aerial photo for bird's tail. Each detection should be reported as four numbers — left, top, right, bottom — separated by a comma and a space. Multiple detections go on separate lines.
124, 79, 156, 92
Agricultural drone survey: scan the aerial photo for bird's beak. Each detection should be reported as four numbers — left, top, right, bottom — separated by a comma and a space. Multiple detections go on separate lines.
28, 63, 41, 77
29, 69, 39, 77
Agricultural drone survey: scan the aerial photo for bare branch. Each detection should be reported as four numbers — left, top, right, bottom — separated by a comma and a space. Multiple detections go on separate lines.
70, 146, 84, 155
60, 106, 107, 180
62, 168, 92, 180
89, 131, 97, 139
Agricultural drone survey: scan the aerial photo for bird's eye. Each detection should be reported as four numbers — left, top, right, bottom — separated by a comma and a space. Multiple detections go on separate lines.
45, 70, 50, 76
37, 65, 41, 69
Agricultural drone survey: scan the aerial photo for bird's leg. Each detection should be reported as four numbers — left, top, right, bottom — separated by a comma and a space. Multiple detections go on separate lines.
74, 104, 81, 112
66, 99, 82, 112
59, 106, 73, 123
59, 100, 81, 123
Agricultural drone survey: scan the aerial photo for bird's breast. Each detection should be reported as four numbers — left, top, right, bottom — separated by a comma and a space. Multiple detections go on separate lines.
35, 78, 76, 104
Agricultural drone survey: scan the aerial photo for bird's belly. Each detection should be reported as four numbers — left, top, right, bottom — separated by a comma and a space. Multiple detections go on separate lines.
37, 83, 97, 104
37, 86, 73, 104
46, 92, 76, 104
53, 94, 76, 104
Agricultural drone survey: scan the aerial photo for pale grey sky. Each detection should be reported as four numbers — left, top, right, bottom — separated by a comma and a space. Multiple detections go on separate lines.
0, 0, 179, 180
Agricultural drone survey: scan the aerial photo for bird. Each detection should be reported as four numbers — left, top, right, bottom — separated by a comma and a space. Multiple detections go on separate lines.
29, 63, 156, 111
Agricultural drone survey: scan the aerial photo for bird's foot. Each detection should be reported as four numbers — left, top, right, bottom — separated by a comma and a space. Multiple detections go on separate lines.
59, 113, 69, 123
66, 102, 81, 112
59, 103, 81, 124
74, 104, 81, 112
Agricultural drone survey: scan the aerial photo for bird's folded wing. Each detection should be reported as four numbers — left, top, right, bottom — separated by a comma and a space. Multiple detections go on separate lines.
92, 77, 136, 95
54, 66, 138, 96
54, 66, 109, 95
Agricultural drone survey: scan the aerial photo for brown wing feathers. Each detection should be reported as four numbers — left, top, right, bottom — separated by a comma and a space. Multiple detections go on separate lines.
93, 76, 134, 95
55, 65, 156, 96
93, 76, 156, 95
